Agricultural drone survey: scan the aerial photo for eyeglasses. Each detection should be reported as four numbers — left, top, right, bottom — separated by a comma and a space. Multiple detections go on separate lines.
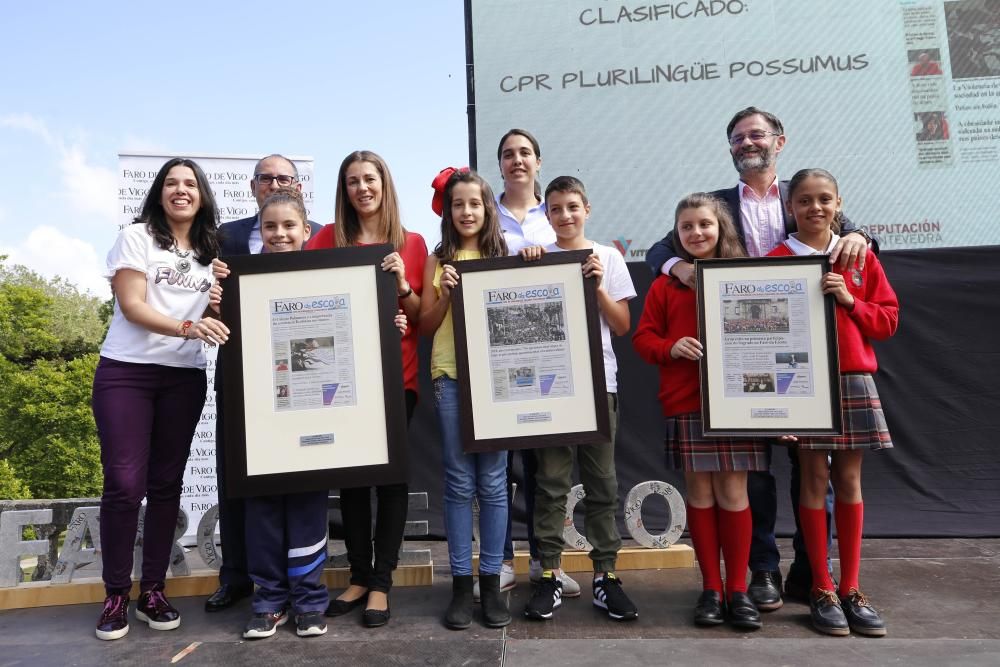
728, 130, 781, 146
254, 173, 297, 186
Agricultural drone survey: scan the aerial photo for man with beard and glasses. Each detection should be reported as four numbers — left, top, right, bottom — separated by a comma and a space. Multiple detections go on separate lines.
645, 106, 878, 614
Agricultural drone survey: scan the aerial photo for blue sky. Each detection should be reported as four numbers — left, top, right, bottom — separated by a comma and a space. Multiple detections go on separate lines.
0, 1, 471, 297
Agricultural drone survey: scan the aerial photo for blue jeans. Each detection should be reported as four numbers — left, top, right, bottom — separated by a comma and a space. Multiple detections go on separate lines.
434, 376, 508, 576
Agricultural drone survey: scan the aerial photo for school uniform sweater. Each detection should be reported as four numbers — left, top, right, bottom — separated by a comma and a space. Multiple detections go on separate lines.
632, 276, 700, 416
768, 243, 899, 372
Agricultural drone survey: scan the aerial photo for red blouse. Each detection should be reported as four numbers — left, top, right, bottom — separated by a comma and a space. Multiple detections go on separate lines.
306, 225, 428, 393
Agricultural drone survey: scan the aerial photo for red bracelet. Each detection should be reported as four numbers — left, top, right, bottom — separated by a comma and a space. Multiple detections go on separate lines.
178, 320, 194, 339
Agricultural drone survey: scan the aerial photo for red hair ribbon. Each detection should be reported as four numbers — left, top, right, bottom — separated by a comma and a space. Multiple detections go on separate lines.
431, 166, 470, 216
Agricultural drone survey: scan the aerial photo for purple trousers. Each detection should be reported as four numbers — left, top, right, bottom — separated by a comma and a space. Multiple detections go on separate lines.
92, 356, 207, 594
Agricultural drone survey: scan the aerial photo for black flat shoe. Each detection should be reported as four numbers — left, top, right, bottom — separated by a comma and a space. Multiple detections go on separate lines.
840, 588, 886, 637
810, 588, 849, 636
204, 584, 253, 612
325, 591, 369, 617
747, 570, 783, 611
693, 590, 725, 626
726, 591, 762, 630
362, 600, 390, 628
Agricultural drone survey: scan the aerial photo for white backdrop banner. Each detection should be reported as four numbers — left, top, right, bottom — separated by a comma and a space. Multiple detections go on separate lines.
117, 152, 316, 541
467, 0, 1000, 253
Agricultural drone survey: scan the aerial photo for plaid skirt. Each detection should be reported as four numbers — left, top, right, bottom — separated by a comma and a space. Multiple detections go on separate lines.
797, 373, 893, 451
665, 413, 770, 473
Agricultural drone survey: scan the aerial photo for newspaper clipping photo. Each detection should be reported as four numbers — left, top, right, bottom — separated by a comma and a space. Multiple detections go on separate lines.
484, 283, 574, 403
269, 294, 357, 412
719, 279, 815, 399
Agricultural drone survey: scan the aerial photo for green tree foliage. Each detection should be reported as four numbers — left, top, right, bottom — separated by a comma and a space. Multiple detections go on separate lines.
0, 355, 102, 498
0, 258, 106, 499
0, 257, 108, 365
0, 459, 31, 499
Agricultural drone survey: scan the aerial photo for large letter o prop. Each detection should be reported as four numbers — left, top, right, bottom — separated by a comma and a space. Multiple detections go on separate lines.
624, 481, 686, 548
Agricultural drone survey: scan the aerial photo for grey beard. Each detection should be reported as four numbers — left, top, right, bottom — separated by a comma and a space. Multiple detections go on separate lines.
733, 151, 772, 173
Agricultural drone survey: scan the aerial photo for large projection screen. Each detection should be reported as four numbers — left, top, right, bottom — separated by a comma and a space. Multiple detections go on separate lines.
466, 0, 1000, 255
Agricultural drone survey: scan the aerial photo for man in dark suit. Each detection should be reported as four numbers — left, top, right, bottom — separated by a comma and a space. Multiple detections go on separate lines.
645, 107, 876, 612
218, 154, 323, 255
205, 154, 324, 611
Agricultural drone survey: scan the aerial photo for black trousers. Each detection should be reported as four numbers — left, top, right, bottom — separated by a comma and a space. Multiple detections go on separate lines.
214, 379, 251, 589
339, 390, 417, 593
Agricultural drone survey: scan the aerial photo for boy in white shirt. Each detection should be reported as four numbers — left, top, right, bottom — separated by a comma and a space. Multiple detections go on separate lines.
521, 176, 638, 621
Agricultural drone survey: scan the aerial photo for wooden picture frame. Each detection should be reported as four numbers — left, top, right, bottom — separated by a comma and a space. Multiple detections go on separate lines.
696, 255, 842, 436
219, 244, 408, 497
451, 249, 611, 453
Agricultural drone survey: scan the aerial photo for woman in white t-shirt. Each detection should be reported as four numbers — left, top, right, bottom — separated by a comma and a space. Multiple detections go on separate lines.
92, 158, 230, 641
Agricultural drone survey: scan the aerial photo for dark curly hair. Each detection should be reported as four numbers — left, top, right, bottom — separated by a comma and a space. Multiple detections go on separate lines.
134, 157, 219, 265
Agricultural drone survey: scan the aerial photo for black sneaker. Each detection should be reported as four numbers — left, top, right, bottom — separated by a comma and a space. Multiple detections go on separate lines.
810, 588, 849, 636
839, 588, 886, 637
593, 573, 638, 621
295, 611, 328, 637
524, 571, 562, 620
95, 593, 130, 641
243, 609, 288, 639
135, 586, 181, 631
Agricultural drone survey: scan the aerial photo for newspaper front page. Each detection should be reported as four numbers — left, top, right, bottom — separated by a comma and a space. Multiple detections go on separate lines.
269, 293, 357, 412
719, 279, 815, 409
484, 283, 574, 404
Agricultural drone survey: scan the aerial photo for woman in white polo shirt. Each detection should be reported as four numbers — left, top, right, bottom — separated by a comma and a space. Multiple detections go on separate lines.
92, 157, 229, 641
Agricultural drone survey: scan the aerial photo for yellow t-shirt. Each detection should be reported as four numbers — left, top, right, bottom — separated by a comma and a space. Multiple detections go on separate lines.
430, 249, 481, 380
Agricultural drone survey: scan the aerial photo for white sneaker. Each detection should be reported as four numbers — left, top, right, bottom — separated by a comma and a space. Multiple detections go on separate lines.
528, 560, 581, 598
558, 570, 581, 598
474, 561, 517, 602
500, 561, 517, 592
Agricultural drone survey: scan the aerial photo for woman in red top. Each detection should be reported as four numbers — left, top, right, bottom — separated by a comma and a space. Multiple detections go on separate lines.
769, 168, 899, 638
633, 193, 768, 631
306, 150, 427, 627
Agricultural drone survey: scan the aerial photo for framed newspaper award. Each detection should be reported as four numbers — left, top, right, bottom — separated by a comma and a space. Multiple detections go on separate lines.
220, 244, 409, 497
451, 249, 611, 453
696, 255, 842, 436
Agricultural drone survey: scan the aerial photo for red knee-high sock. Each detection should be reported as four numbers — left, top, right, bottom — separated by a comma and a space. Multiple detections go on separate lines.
717, 507, 752, 595
800, 505, 836, 593
687, 504, 723, 593
835, 500, 864, 596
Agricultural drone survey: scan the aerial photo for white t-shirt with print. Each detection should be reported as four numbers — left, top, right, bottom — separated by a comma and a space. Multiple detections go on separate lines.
100, 223, 213, 369
544, 240, 636, 392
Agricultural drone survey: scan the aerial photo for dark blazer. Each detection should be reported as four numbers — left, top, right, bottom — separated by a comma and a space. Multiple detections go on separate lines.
644, 182, 876, 274
218, 215, 324, 256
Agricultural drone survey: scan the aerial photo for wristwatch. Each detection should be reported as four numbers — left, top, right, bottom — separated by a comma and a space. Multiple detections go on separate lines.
850, 227, 872, 244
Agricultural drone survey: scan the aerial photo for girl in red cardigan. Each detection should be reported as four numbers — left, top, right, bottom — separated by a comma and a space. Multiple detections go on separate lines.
769, 168, 899, 638
633, 193, 769, 630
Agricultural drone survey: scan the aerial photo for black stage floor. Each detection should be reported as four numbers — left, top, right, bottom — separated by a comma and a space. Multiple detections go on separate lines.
1, 538, 997, 666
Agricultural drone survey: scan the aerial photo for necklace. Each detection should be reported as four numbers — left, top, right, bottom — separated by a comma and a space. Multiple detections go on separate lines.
169, 243, 192, 273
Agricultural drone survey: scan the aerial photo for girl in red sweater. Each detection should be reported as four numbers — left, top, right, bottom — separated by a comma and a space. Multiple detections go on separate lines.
633, 193, 768, 630
769, 169, 899, 638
